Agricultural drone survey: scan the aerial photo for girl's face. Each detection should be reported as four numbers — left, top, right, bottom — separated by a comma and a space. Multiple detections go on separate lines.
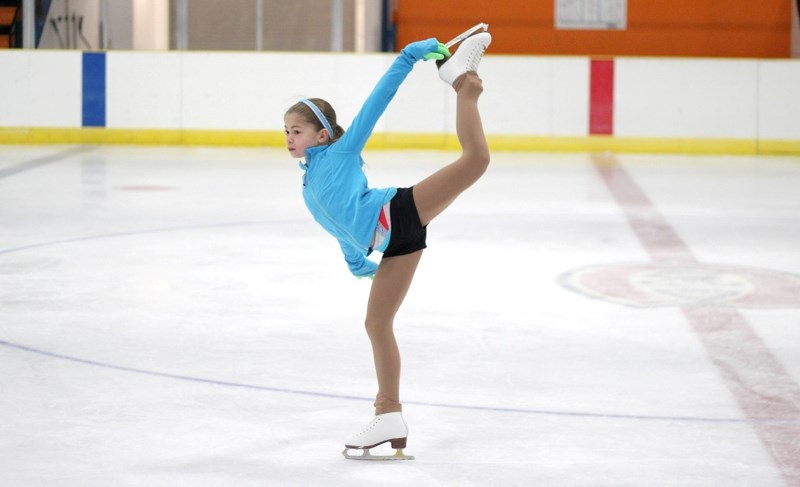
284, 113, 328, 158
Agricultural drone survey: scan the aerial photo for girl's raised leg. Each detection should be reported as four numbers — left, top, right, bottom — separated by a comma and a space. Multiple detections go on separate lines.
412, 72, 489, 227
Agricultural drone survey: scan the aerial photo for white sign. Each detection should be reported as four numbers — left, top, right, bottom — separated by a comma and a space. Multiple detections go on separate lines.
556, 0, 627, 30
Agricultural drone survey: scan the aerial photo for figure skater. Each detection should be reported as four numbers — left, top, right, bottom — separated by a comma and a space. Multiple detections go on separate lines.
283, 28, 491, 460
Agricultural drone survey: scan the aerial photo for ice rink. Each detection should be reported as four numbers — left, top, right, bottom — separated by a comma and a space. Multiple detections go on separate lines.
1, 144, 799, 486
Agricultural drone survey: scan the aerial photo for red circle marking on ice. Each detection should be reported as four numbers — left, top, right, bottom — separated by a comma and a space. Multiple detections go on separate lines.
560, 263, 800, 308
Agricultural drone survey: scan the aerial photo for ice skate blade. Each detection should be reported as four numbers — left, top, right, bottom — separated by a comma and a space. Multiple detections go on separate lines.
444, 22, 489, 49
342, 448, 415, 461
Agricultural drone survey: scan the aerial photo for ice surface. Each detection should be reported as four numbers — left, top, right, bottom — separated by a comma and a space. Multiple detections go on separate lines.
1, 145, 798, 486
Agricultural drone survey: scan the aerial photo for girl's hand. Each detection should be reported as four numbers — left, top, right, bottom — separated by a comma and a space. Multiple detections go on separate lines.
349, 258, 378, 279
402, 38, 451, 63
423, 42, 450, 61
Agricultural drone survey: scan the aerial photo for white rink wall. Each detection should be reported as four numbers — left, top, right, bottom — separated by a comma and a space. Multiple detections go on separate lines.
0, 50, 799, 150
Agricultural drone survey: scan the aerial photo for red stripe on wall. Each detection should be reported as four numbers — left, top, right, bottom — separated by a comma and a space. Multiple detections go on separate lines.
590, 59, 614, 135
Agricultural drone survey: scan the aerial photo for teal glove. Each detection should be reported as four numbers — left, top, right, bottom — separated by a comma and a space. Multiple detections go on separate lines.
423, 42, 451, 61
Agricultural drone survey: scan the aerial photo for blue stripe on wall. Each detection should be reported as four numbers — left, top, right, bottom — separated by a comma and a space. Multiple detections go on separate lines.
82, 52, 106, 127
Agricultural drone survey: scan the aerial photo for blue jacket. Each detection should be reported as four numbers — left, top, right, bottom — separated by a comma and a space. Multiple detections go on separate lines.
299, 39, 438, 277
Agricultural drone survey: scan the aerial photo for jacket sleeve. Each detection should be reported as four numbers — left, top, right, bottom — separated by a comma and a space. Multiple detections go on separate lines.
333, 39, 439, 155
340, 240, 378, 277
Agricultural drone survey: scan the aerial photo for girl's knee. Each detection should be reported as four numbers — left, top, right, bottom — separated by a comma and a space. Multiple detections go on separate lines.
365, 318, 393, 340
468, 151, 490, 177
478, 151, 490, 172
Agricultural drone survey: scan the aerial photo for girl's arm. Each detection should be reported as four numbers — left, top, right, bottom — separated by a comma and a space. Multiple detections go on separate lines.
341, 239, 378, 278
332, 38, 444, 154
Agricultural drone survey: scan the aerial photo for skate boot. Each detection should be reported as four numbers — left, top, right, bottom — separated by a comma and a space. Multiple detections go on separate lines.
437, 24, 491, 87
342, 412, 414, 461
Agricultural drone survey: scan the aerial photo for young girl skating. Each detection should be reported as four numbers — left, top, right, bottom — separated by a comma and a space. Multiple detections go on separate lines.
283, 27, 491, 460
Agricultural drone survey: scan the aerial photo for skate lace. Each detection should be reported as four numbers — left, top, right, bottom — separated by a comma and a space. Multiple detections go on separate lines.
465, 44, 485, 71
352, 416, 381, 437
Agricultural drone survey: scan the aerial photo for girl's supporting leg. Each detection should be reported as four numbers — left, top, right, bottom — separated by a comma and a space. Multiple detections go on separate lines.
363, 73, 488, 416
365, 250, 423, 415
413, 72, 490, 227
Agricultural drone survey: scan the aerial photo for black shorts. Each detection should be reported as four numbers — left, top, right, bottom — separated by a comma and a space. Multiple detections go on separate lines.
382, 187, 427, 258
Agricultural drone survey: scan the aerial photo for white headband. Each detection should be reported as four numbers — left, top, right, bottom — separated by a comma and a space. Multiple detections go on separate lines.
300, 99, 334, 138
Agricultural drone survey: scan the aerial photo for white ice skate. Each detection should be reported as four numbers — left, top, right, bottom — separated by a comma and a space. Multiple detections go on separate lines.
437, 23, 492, 87
341, 412, 414, 461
